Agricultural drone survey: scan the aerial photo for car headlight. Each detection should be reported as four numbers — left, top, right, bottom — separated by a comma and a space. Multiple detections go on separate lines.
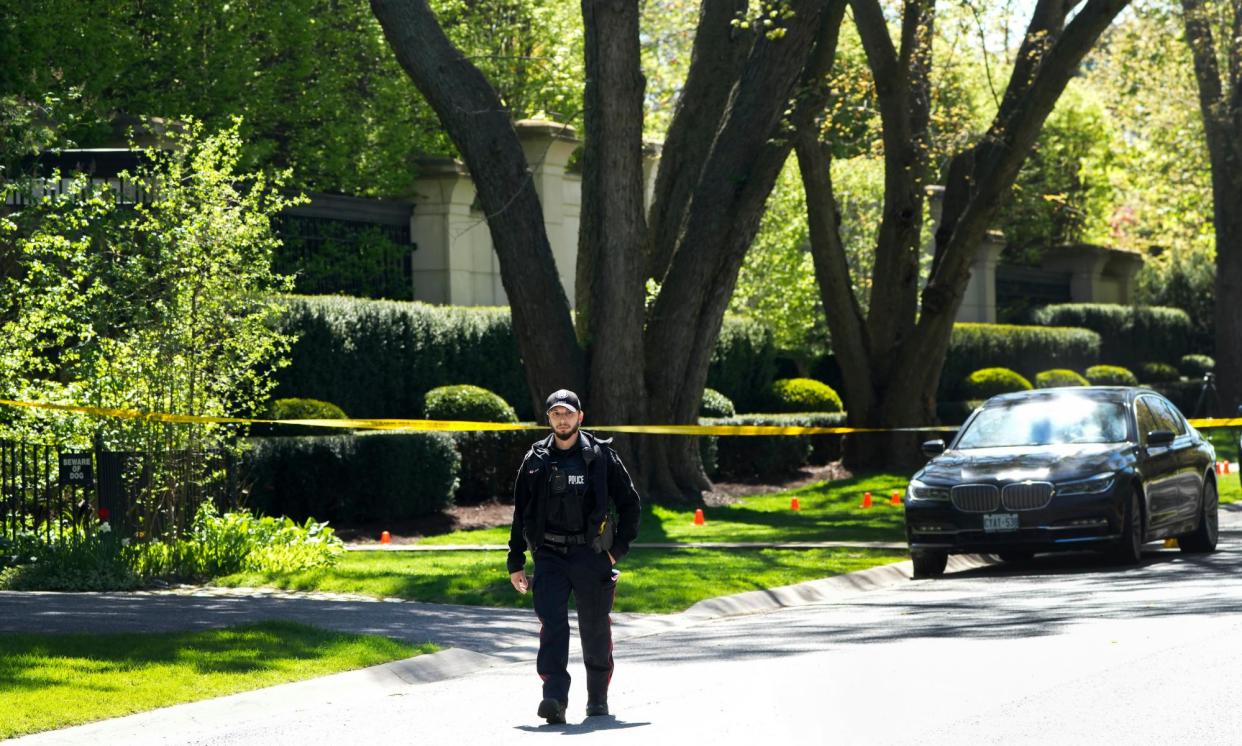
1055, 472, 1115, 496
908, 479, 950, 501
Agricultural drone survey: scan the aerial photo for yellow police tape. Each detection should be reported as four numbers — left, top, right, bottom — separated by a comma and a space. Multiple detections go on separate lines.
2, 398, 1240, 436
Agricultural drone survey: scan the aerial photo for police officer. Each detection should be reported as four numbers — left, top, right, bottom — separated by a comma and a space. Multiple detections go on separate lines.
508, 389, 641, 724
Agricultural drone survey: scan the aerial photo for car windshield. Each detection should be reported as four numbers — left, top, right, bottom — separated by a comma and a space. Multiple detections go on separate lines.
955, 397, 1129, 448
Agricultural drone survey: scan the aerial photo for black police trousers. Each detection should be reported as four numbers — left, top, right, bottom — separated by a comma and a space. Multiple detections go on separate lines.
532, 544, 618, 705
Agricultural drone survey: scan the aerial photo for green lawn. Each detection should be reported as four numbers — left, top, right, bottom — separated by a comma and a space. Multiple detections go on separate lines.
0, 621, 436, 740
214, 546, 907, 614
417, 472, 911, 546
217, 474, 912, 612
1201, 426, 1242, 504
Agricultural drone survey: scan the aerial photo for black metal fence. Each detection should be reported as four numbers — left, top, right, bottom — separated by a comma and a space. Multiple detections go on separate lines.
0, 440, 238, 546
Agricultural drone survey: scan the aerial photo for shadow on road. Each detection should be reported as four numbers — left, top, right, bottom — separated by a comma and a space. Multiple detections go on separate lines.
514, 715, 650, 734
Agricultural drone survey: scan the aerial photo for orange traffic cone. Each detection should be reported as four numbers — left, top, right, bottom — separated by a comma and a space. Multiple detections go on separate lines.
861, 492, 872, 509
1216, 462, 1223, 475
380, 530, 391, 545
1226, 460, 1232, 475
891, 491, 902, 506
694, 508, 705, 525
790, 497, 801, 511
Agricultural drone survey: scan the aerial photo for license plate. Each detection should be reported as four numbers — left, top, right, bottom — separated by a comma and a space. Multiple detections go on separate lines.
983, 513, 1019, 533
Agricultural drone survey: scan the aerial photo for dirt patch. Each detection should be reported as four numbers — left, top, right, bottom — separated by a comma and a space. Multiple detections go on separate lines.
702, 462, 853, 505
337, 462, 855, 544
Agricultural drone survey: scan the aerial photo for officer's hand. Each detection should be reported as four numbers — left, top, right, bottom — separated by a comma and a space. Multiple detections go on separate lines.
510, 569, 529, 594
607, 552, 616, 566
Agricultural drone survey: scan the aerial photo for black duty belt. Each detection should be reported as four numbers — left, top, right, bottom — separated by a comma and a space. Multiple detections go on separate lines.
544, 531, 588, 546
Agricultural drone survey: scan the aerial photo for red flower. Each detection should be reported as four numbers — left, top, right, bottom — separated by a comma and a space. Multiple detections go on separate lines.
98, 507, 110, 521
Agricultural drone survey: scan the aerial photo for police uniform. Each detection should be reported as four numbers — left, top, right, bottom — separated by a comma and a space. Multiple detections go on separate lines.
508, 390, 641, 723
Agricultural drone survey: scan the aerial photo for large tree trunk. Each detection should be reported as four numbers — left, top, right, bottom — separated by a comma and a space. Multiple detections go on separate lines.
370, 0, 585, 416
578, 0, 650, 472
804, 0, 1129, 469
1181, 0, 1242, 415
641, 0, 848, 499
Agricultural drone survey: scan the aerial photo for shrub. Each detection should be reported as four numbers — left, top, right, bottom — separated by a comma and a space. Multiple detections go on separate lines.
942, 323, 1100, 398
424, 384, 527, 504
277, 295, 777, 422
961, 368, 1033, 399
242, 431, 460, 522
706, 413, 846, 479
1034, 369, 1089, 388
706, 316, 778, 414
274, 296, 531, 419
0, 503, 341, 591
423, 384, 518, 423
1138, 362, 1180, 384
271, 397, 349, 420
1030, 303, 1192, 371
701, 388, 737, 418
764, 378, 844, 414
254, 397, 350, 437
1085, 364, 1138, 386
1179, 354, 1215, 378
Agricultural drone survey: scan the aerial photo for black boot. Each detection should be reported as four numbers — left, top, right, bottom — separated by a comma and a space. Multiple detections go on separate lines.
538, 698, 567, 724
585, 699, 609, 717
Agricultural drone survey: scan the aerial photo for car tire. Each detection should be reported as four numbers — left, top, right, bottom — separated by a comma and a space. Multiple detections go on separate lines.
1110, 489, 1144, 565
1178, 479, 1219, 553
911, 550, 948, 579
997, 551, 1034, 564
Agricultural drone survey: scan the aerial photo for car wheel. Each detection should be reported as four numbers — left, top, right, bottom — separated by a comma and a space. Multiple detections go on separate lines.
911, 550, 948, 579
1178, 479, 1219, 553
997, 551, 1034, 564
1110, 490, 1144, 565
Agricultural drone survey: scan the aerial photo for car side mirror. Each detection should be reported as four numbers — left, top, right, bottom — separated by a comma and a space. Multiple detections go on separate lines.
1147, 430, 1175, 447
921, 439, 946, 457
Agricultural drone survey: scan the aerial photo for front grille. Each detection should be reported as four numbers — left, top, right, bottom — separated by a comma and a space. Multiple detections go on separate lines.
951, 484, 1000, 512
1002, 482, 1054, 511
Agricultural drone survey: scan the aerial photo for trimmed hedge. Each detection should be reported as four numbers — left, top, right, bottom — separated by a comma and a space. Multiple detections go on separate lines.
424, 384, 526, 505
253, 398, 350, 437
961, 368, 1033, 399
701, 388, 736, 418
423, 385, 518, 423
704, 413, 847, 480
1085, 364, 1138, 386
274, 296, 531, 420
1138, 362, 1180, 384
765, 378, 844, 414
1034, 369, 1089, 388
942, 323, 1100, 398
276, 295, 777, 422
242, 432, 460, 522
706, 316, 778, 414
1030, 303, 1193, 370
1180, 354, 1215, 378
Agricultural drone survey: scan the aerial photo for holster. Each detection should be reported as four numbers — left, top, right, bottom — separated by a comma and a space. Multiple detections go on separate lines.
590, 511, 615, 554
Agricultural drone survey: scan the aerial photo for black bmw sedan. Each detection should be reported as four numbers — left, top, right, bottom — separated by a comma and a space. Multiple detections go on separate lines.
905, 386, 1219, 578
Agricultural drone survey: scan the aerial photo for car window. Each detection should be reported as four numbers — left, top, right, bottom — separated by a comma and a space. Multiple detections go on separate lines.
1134, 398, 1160, 444
955, 397, 1129, 448
1145, 396, 1186, 436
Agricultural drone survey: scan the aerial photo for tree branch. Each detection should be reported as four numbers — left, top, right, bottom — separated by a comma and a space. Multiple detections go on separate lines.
370, 0, 585, 412
643, 0, 752, 282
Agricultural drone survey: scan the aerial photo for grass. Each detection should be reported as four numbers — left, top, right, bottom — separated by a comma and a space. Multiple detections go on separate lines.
216, 473, 911, 613
1202, 426, 1242, 504
213, 546, 907, 615
0, 621, 436, 740
417, 472, 910, 546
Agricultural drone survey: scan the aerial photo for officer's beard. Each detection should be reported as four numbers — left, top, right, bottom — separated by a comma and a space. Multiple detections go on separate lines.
553, 421, 580, 442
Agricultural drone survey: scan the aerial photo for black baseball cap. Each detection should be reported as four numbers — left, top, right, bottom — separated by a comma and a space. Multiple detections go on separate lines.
545, 389, 581, 414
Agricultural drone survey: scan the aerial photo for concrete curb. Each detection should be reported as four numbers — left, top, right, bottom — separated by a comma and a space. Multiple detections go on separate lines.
345, 540, 908, 551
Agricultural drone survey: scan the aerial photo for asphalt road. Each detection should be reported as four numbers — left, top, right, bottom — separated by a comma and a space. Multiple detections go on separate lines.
11, 514, 1242, 745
